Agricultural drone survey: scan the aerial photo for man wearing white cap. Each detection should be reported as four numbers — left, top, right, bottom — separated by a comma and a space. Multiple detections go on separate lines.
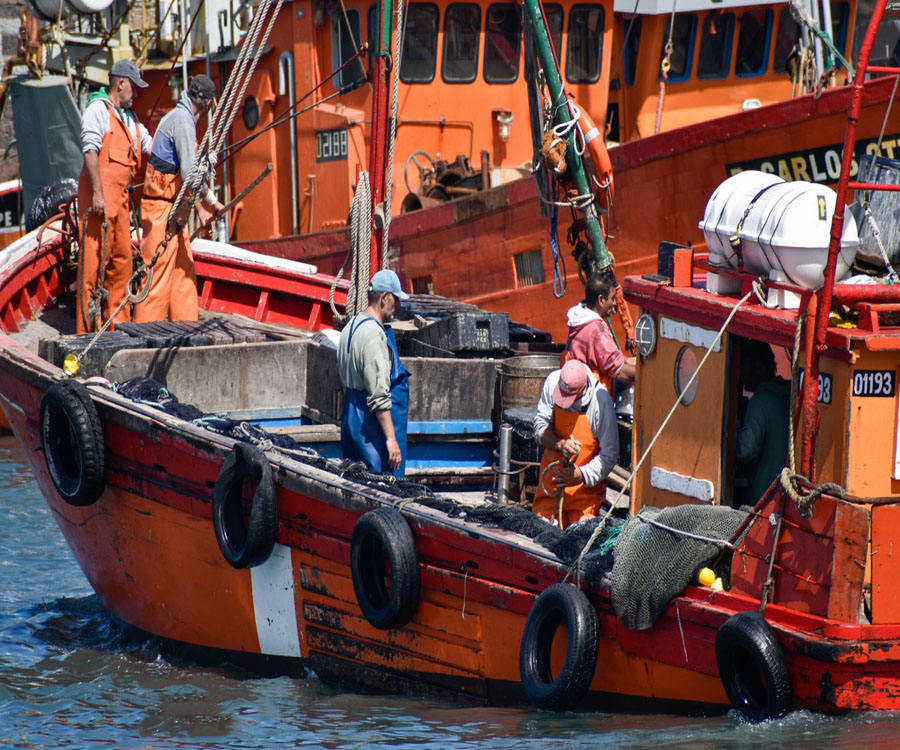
135, 74, 225, 322
532, 359, 618, 528
337, 270, 411, 476
77, 59, 152, 332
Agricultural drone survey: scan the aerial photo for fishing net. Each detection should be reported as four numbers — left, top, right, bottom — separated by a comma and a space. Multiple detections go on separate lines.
113, 376, 626, 569
610, 504, 748, 630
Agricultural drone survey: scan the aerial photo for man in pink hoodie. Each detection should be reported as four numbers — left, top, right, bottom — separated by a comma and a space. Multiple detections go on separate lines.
564, 273, 635, 393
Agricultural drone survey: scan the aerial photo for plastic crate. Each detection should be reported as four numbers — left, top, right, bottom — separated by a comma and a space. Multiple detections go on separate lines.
39, 331, 149, 378
407, 311, 509, 357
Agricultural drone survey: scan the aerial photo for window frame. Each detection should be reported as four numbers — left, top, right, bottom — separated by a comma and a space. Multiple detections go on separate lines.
331, 8, 365, 90
399, 2, 440, 84
734, 8, 773, 78
441, 3, 482, 84
623, 17, 642, 86
483, 2, 522, 84
659, 13, 697, 84
696, 12, 735, 81
565, 4, 605, 84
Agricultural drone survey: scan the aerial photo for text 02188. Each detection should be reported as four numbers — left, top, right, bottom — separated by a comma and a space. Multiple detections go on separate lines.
316, 129, 348, 162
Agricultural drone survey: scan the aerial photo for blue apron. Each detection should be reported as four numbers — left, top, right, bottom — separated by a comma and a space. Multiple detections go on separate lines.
340, 316, 410, 476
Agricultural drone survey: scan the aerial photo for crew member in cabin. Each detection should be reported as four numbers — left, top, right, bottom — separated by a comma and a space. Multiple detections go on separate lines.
736, 339, 791, 503
564, 272, 635, 393
77, 59, 152, 333
134, 74, 224, 323
337, 270, 411, 476
532, 360, 618, 529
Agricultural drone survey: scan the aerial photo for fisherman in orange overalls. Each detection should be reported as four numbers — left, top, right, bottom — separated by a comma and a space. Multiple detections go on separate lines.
77, 59, 152, 333
135, 74, 224, 323
532, 360, 619, 529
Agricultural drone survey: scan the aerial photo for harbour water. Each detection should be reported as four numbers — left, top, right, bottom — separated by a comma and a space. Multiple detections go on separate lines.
2, 434, 900, 749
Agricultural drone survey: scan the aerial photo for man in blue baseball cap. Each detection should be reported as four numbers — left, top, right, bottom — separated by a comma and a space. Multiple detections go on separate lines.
337, 269, 411, 475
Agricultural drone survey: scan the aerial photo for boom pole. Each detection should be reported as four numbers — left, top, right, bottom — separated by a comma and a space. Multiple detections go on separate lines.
521, 0, 610, 270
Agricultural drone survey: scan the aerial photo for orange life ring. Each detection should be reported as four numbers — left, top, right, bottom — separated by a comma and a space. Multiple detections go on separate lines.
575, 107, 614, 208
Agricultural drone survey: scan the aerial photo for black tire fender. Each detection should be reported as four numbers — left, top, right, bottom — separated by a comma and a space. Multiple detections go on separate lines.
40, 378, 106, 506
715, 610, 792, 721
26, 179, 78, 232
213, 441, 277, 569
350, 507, 420, 630
520, 583, 599, 711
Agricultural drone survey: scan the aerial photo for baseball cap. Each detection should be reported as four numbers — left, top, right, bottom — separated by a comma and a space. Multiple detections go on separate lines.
369, 269, 409, 300
188, 74, 217, 101
110, 59, 148, 89
553, 361, 589, 409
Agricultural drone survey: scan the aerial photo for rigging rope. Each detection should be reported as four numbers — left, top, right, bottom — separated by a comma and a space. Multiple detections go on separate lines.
329, 171, 372, 326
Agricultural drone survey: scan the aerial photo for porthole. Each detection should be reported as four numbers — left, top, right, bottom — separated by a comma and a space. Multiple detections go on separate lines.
633, 313, 656, 358
674, 345, 699, 406
242, 96, 260, 130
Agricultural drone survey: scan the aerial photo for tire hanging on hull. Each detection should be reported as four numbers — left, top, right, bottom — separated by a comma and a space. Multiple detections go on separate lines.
40, 378, 106, 506
519, 583, 599, 711
213, 441, 277, 569
350, 507, 420, 630
715, 610, 792, 721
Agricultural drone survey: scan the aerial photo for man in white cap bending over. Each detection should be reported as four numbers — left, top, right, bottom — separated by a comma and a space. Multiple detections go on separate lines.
532, 359, 618, 528
337, 269, 411, 476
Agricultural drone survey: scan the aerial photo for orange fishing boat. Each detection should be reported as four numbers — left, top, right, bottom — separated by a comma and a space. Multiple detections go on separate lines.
5, 0, 900, 721
8, 0, 870, 344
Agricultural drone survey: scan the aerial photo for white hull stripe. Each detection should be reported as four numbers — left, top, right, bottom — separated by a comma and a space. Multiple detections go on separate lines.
250, 543, 303, 657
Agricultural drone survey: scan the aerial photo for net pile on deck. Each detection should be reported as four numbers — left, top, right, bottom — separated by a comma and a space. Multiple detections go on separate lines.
610, 504, 748, 630
113, 377, 626, 575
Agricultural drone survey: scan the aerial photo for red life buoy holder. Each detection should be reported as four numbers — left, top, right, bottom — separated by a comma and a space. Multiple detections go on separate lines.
575, 107, 614, 213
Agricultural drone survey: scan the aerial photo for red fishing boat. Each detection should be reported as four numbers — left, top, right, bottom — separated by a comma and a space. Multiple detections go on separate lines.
6, 0, 900, 722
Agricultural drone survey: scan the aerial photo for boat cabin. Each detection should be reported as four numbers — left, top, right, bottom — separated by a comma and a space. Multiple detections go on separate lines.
25, 0, 855, 242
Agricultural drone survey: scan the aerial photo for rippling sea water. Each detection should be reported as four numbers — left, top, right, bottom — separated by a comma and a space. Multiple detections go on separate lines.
3, 434, 900, 749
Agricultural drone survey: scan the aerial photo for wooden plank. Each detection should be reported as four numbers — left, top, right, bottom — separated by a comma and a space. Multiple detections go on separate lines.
827, 502, 869, 622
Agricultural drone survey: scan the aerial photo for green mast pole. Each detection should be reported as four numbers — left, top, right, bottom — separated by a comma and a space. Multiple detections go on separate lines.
521, 0, 610, 270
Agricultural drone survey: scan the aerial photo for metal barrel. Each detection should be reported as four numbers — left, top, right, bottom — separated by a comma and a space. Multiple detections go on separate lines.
497, 355, 559, 413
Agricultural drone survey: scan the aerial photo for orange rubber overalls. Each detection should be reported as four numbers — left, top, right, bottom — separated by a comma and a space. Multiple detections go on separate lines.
77, 100, 142, 333
134, 162, 199, 322
532, 405, 605, 529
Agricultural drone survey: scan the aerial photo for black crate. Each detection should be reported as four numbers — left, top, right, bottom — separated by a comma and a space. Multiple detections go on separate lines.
116, 321, 212, 348
176, 318, 267, 344
503, 406, 541, 487
39, 331, 149, 378
407, 311, 508, 357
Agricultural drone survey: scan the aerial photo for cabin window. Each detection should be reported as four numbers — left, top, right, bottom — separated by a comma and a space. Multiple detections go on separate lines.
674, 345, 699, 406
401, 4, 439, 83
735, 9, 772, 77
443, 4, 481, 83
623, 17, 641, 86
412, 275, 434, 295
331, 9, 365, 89
566, 5, 604, 83
484, 3, 522, 83
659, 14, 696, 83
514, 249, 544, 286
368, 5, 377, 53
773, 8, 799, 74
544, 4, 564, 61
830, 2, 850, 54
697, 12, 734, 80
